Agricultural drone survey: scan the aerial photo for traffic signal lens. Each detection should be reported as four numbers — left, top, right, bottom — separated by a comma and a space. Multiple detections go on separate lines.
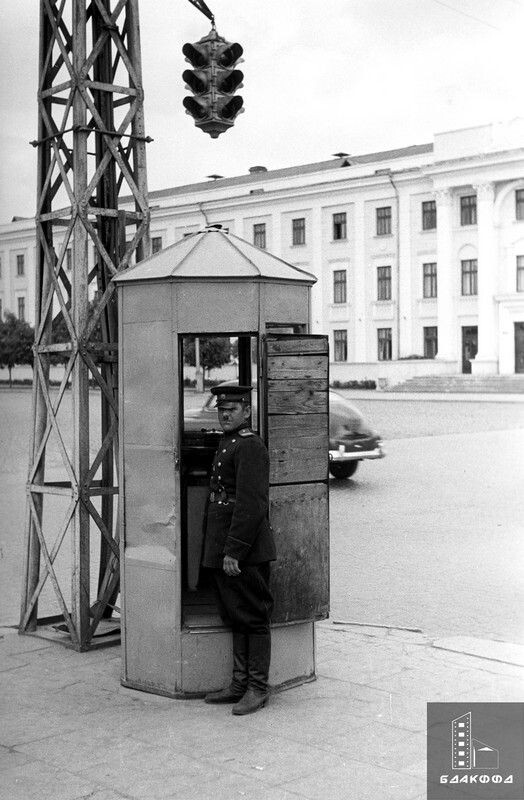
182, 42, 209, 68
182, 69, 209, 95
217, 69, 243, 94
221, 95, 243, 120
218, 42, 243, 68
183, 96, 208, 120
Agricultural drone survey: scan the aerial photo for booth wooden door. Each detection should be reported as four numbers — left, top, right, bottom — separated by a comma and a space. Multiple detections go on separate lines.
263, 334, 329, 624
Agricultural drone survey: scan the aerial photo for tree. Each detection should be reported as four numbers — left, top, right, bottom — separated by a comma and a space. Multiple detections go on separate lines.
184, 336, 231, 380
0, 312, 34, 387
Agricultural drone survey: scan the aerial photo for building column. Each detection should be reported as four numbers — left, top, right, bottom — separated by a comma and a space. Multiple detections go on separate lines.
353, 199, 367, 361
4, 248, 13, 316
271, 210, 282, 258
471, 182, 498, 374
435, 188, 456, 363
397, 187, 413, 357
310, 205, 323, 333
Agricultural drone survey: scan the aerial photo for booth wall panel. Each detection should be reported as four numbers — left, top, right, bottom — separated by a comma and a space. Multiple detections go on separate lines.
122, 320, 174, 447
123, 445, 177, 551
179, 622, 315, 695
267, 378, 327, 414
262, 284, 310, 326
174, 282, 258, 332
269, 483, 329, 622
270, 622, 315, 686
123, 558, 179, 696
266, 354, 328, 380
181, 631, 233, 695
268, 415, 328, 484
266, 337, 327, 355
122, 284, 171, 324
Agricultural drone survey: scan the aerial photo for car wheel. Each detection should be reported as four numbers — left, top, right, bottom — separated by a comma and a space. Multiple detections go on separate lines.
329, 461, 359, 480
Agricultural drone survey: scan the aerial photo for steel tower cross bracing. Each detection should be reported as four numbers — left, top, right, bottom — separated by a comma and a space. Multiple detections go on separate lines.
20, 0, 150, 650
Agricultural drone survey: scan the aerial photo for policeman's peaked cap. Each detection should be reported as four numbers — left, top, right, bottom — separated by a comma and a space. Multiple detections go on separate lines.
211, 385, 253, 406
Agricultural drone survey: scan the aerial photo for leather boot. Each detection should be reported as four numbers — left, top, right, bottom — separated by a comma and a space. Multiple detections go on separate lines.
232, 633, 270, 715
205, 632, 248, 704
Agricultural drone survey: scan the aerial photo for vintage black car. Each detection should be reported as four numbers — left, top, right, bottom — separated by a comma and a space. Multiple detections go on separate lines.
184, 384, 384, 479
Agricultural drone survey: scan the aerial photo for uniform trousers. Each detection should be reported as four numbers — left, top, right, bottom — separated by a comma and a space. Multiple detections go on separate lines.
211, 563, 273, 636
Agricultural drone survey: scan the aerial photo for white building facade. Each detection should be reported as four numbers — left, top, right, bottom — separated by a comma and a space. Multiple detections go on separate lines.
2, 119, 524, 382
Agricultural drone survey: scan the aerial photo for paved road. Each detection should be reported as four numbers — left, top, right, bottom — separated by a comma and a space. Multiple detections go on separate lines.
1, 389, 523, 646
329, 426, 524, 644
336, 391, 524, 441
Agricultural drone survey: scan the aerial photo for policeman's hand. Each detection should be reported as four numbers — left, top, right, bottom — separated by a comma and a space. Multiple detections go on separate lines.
223, 555, 241, 576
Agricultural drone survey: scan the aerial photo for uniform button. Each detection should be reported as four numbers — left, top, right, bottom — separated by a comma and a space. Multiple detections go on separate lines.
218, 462, 221, 466
222, 449, 226, 453
232, 439, 236, 443
218, 475, 222, 480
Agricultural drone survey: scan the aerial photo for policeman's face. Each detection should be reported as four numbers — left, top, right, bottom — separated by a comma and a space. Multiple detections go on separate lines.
217, 401, 251, 433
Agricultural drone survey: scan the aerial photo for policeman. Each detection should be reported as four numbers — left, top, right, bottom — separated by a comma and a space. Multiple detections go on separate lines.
202, 385, 276, 715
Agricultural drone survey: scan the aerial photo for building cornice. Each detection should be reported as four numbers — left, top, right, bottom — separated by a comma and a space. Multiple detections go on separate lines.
133, 166, 432, 220
423, 147, 524, 181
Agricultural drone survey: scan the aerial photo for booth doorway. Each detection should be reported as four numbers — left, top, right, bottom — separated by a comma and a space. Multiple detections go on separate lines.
515, 322, 524, 373
179, 333, 258, 623
462, 326, 478, 373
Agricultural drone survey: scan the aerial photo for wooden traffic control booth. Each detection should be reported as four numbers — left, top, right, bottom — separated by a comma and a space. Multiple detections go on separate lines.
114, 226, 329, 697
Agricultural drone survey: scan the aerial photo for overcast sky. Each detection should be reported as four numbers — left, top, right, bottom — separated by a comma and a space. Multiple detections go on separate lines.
0, 0, 523, 223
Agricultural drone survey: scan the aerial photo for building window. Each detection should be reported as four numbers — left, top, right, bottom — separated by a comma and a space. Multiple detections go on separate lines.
422, 200, 436, 230
376, 206, 392, 236
253, 223, 266, 249
66, 248, 72, 271
17, 296, 25, 321
152, 236, 163, 253
377, 266, 392, 301
377, 328, 392, 361
460, 195, 477, 226
332, 212, 347, 240
423, 262, 437, 298
516, 190, 524, 221
517, 255, 524, 292
461, 258, 478, 296
333, 270, 347, 303
423, 326, 438, 359
292, 217, 306, 245
16, 254, 25, 276
333, 329, 347, 361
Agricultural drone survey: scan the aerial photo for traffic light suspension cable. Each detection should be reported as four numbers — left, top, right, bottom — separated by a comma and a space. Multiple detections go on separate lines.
187, 0, 215, 26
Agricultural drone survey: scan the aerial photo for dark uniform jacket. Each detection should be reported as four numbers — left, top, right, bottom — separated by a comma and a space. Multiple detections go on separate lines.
202, 426, 277, 569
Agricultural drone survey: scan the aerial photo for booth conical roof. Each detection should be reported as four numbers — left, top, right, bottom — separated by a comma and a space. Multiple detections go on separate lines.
114, 227, 316, 284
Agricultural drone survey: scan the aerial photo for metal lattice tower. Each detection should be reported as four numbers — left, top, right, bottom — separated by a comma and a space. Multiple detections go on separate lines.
20, 0, 150, 650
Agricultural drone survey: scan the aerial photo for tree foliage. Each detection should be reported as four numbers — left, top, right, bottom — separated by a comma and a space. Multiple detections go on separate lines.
0, 312, 34, 386
184, 336, 231, 378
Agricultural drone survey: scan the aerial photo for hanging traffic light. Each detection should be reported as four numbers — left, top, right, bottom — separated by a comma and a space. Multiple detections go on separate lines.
182, 28, 244, 139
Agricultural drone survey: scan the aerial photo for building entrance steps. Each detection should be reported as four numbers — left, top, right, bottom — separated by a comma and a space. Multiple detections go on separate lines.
387, 374, 524, 394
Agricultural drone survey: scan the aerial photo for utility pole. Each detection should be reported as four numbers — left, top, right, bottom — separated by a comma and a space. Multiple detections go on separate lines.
20, 0, 150, 650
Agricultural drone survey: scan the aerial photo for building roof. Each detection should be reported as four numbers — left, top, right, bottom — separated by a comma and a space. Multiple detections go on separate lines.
114, 226, 317, 284
126, 143, 433, 204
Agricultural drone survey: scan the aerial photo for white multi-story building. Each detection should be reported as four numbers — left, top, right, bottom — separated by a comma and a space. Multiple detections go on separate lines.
2, 119, 524, 382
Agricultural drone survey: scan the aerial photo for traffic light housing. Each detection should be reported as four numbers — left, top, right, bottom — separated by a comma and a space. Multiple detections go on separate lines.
182, 28, 244, 138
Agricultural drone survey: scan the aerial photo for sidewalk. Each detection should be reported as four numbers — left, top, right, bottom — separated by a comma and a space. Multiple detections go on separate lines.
1, 623, 522, 800
335, 389, 524, 403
